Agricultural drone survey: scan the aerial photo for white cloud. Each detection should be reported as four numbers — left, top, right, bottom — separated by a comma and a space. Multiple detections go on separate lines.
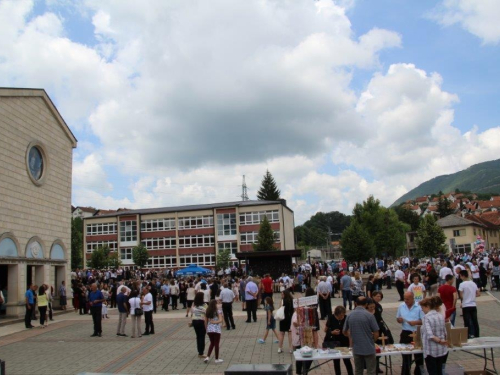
333, 63, 500, 205
3, 0, 500, 224
73, 153, 113, 191
430, 0, 500, 44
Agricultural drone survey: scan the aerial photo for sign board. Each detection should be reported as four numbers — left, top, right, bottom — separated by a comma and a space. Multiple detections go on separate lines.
293, 295, 318, 308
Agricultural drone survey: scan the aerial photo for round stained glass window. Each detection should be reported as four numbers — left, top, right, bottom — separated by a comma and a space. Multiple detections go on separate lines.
28, 146, 44, 181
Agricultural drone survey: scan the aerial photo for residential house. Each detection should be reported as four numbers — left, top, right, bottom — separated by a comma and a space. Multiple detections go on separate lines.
436, 214, 487, 254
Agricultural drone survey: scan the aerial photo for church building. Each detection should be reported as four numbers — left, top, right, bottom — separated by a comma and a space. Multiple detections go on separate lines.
0, 88, 77, 317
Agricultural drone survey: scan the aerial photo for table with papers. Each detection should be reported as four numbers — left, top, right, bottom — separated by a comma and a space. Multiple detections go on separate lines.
293, 338, 500, 374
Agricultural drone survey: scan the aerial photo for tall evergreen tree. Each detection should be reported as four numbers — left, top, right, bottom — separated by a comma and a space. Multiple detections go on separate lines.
257, 170, 281, 200
253, 216, 276, 251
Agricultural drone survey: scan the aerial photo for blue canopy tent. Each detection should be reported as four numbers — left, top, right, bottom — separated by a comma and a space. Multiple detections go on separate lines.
175, 264, 212, 277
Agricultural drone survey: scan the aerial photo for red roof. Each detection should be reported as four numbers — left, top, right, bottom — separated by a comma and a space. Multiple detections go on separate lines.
410, 205, 420, 210
480, 211, 500, 226
465, 214, 497, 229
427, 206, 438, 211
476, 201, 500, 209
416, 196, 428, 203
75, 206, 97, 213
491, 196, 500, 201
431, 197, 439, 202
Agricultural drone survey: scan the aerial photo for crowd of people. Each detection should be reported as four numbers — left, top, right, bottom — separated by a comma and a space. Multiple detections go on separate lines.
20, 248, 499, 373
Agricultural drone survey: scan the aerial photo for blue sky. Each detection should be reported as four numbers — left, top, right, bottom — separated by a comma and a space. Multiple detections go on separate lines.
1, 0, 499, 224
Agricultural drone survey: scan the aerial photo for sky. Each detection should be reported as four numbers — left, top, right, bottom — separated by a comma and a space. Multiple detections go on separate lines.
1, 0, 500, 224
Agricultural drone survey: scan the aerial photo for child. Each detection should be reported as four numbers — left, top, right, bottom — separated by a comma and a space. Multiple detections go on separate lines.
292, 309, 312, 375
258, 297, 280, 344
101, 301, 109, 319
204, 300, 224, 364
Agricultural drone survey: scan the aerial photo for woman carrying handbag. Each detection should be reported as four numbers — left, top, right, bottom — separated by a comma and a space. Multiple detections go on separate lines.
128, 290, 142, 338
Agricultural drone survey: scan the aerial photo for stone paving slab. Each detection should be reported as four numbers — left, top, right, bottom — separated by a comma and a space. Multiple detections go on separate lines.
0, 287, 499, 375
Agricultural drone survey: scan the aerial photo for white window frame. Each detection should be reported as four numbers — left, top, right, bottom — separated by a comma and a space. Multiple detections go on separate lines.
179, 253, 215, 267
217, 213, 237, 236
239, 210, 279, 225
178, 235, 215, 248
120, 248, 133, 260
240, 231, 280, 245
86, 241, 118, 253
120, 220, 137, 243
141, 237, 176, 250
218, 242, 238, 256
86, 222, 118, 235
146, 255, 177, 268
178, 215, 214, 229
141, 218, 176, 232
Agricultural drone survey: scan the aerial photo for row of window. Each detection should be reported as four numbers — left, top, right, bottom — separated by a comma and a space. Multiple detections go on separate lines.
141, 237, 176, 250
87, 210, 281, 236
146, 255, 178, 268
179, 215, 214, 229
239, 210, 279, 225
240, 231, 280, 245
178, 235, 215, 248
86, 241, 118, 253
141, 218, 176, 232
179, 253, 215, 267
87, 223, 117, 235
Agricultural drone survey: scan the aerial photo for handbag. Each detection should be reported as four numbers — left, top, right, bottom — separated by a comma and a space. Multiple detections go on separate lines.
134, 307, 143, 316
274, 305, 285, 320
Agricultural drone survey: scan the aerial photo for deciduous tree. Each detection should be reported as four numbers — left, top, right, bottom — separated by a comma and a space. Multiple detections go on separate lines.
340, 219, 375, 263
71, 217, 83, 269
415, 215, 448, 258
132, 244, 150, 268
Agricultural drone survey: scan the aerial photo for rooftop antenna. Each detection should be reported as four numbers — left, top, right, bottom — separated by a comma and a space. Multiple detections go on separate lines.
241, 175, 249, 201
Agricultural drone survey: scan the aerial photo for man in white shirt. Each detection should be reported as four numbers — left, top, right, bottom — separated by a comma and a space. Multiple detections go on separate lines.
439, 262, 453, 285
395, 268, 405, 301
141, 287, 154, 335
459, 270, 480, 338
220, 282, 236, 330
385, 268, 392, 289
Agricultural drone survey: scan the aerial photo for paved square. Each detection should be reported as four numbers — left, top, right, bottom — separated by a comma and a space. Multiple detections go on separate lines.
1, 289, 499, 375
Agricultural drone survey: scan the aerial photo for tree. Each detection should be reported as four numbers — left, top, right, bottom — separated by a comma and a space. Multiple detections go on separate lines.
257, 170, 281, 200
253, 216, 276, 251
216, 249, 231, 270
437, 191, 453, 218
88, 245, 110, 269
294, 211, 351, 247
132, 244, 150, 268
394, 206, 421, 231
71, 217, 83, 269
415, 215, 448, 258
352, 196, 408, 258
340, 219, 375, 263
107, 252, 122, 269
375, 208, 410, 259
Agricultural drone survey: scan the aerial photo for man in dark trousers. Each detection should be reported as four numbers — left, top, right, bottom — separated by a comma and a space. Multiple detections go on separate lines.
220, 282, 236, 330
89, 283, 105, 337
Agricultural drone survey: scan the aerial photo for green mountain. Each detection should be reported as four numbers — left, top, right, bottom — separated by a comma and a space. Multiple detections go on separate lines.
392, 159, 500, 206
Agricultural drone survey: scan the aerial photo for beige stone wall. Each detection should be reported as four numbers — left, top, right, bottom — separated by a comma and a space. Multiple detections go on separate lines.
281, 205, 296, 250
0, 93, 75, 315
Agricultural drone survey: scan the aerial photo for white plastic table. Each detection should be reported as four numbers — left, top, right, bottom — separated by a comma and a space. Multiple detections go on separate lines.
293, 338, 500, 375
